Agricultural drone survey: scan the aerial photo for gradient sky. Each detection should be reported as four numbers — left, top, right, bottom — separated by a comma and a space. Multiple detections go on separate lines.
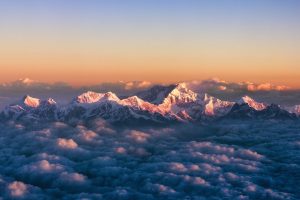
0, 0, 299, 87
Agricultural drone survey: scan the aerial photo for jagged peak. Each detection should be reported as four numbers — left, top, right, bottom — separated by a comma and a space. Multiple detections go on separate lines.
43, 98, 57, 105
75, 91, 102, 103
120, 96, 163, 114
238, 95, 266, 111
203, 93, 219, 102
135, 84, 177, 105
123, 95, 142, 102
103, 91, 119, 100
164, 82, 198, 104
175, 82, 188, 89
171, 82, 193, 94
75, 91, 119, 104
266, 103, 281, 110
293, 105, 300, 111
22, 95, 41, 108
121, 96, 145, 107
204, 93, 211, 102
238, 95, 254, 103
136, 82, 199, 106
202, 93, 234, 116
287, 105, 300, 115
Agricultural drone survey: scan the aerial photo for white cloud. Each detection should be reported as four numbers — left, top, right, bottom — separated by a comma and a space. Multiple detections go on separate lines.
57, 138, 78, 149
186, 78, 300, 106
8, 181, 27, 197
126, 130, 150, 143
0, 119, 298, 199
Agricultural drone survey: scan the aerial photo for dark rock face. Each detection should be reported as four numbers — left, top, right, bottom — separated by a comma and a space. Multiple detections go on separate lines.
258, 104, 298, 120
136, 84, 177, 105
225, 103, 260, 119
225, 103, 297, 121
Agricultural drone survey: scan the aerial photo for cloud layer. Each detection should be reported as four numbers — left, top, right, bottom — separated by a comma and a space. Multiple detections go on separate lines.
0, 79, 154, 109
187, 78, 300, 106
0, 119, 299, 199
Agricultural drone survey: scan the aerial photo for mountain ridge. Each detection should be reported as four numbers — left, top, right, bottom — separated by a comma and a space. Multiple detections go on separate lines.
1, 83, 299, 124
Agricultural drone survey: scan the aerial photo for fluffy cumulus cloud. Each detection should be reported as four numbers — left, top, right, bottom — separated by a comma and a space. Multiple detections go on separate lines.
8, 181, 27, 197
0, 78, 71, 92
124, 81, 152, 90
57, 138, 78, 149
187, 78, 289, 93
0, 119, 299, 199
246, 82, 288, 91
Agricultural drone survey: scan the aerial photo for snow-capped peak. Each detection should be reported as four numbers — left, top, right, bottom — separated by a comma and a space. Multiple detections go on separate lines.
172, 83, 192, 94
204, 93, 211, 102
175, 82, 188, 90
203, 93, 234, 116
238, 96, 266, 111
42, 98, 57, 105
75, 91, 104, 104
135, 84, 177, 105
163, 83, 198, 104
102, 92, 120, 102
46, 98, 56, 105
74, 91, 120, 104
120, 96, 159, 112
22, 95, 41, 108
287, 105, 300, 115
121, 96, 143, 107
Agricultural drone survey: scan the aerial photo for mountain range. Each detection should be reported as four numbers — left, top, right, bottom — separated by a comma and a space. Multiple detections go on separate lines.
1, 83, 299, 125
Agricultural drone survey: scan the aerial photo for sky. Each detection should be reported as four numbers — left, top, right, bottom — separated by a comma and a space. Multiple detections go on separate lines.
0, 0, 299, 87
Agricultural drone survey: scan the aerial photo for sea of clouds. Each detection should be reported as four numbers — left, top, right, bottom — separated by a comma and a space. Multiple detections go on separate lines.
0, 119, 299, 199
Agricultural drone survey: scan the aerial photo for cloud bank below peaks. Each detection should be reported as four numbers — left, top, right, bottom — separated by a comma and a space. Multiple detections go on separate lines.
0, 120, 299, 199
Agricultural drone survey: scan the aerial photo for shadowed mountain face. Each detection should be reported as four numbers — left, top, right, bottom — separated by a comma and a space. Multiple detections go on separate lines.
136, 84, 178, 105
0, 83, 299, 125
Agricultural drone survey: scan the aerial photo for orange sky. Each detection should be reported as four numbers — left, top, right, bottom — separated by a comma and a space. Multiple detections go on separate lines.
0, 1, 299, 88
1, 38, 299, 87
